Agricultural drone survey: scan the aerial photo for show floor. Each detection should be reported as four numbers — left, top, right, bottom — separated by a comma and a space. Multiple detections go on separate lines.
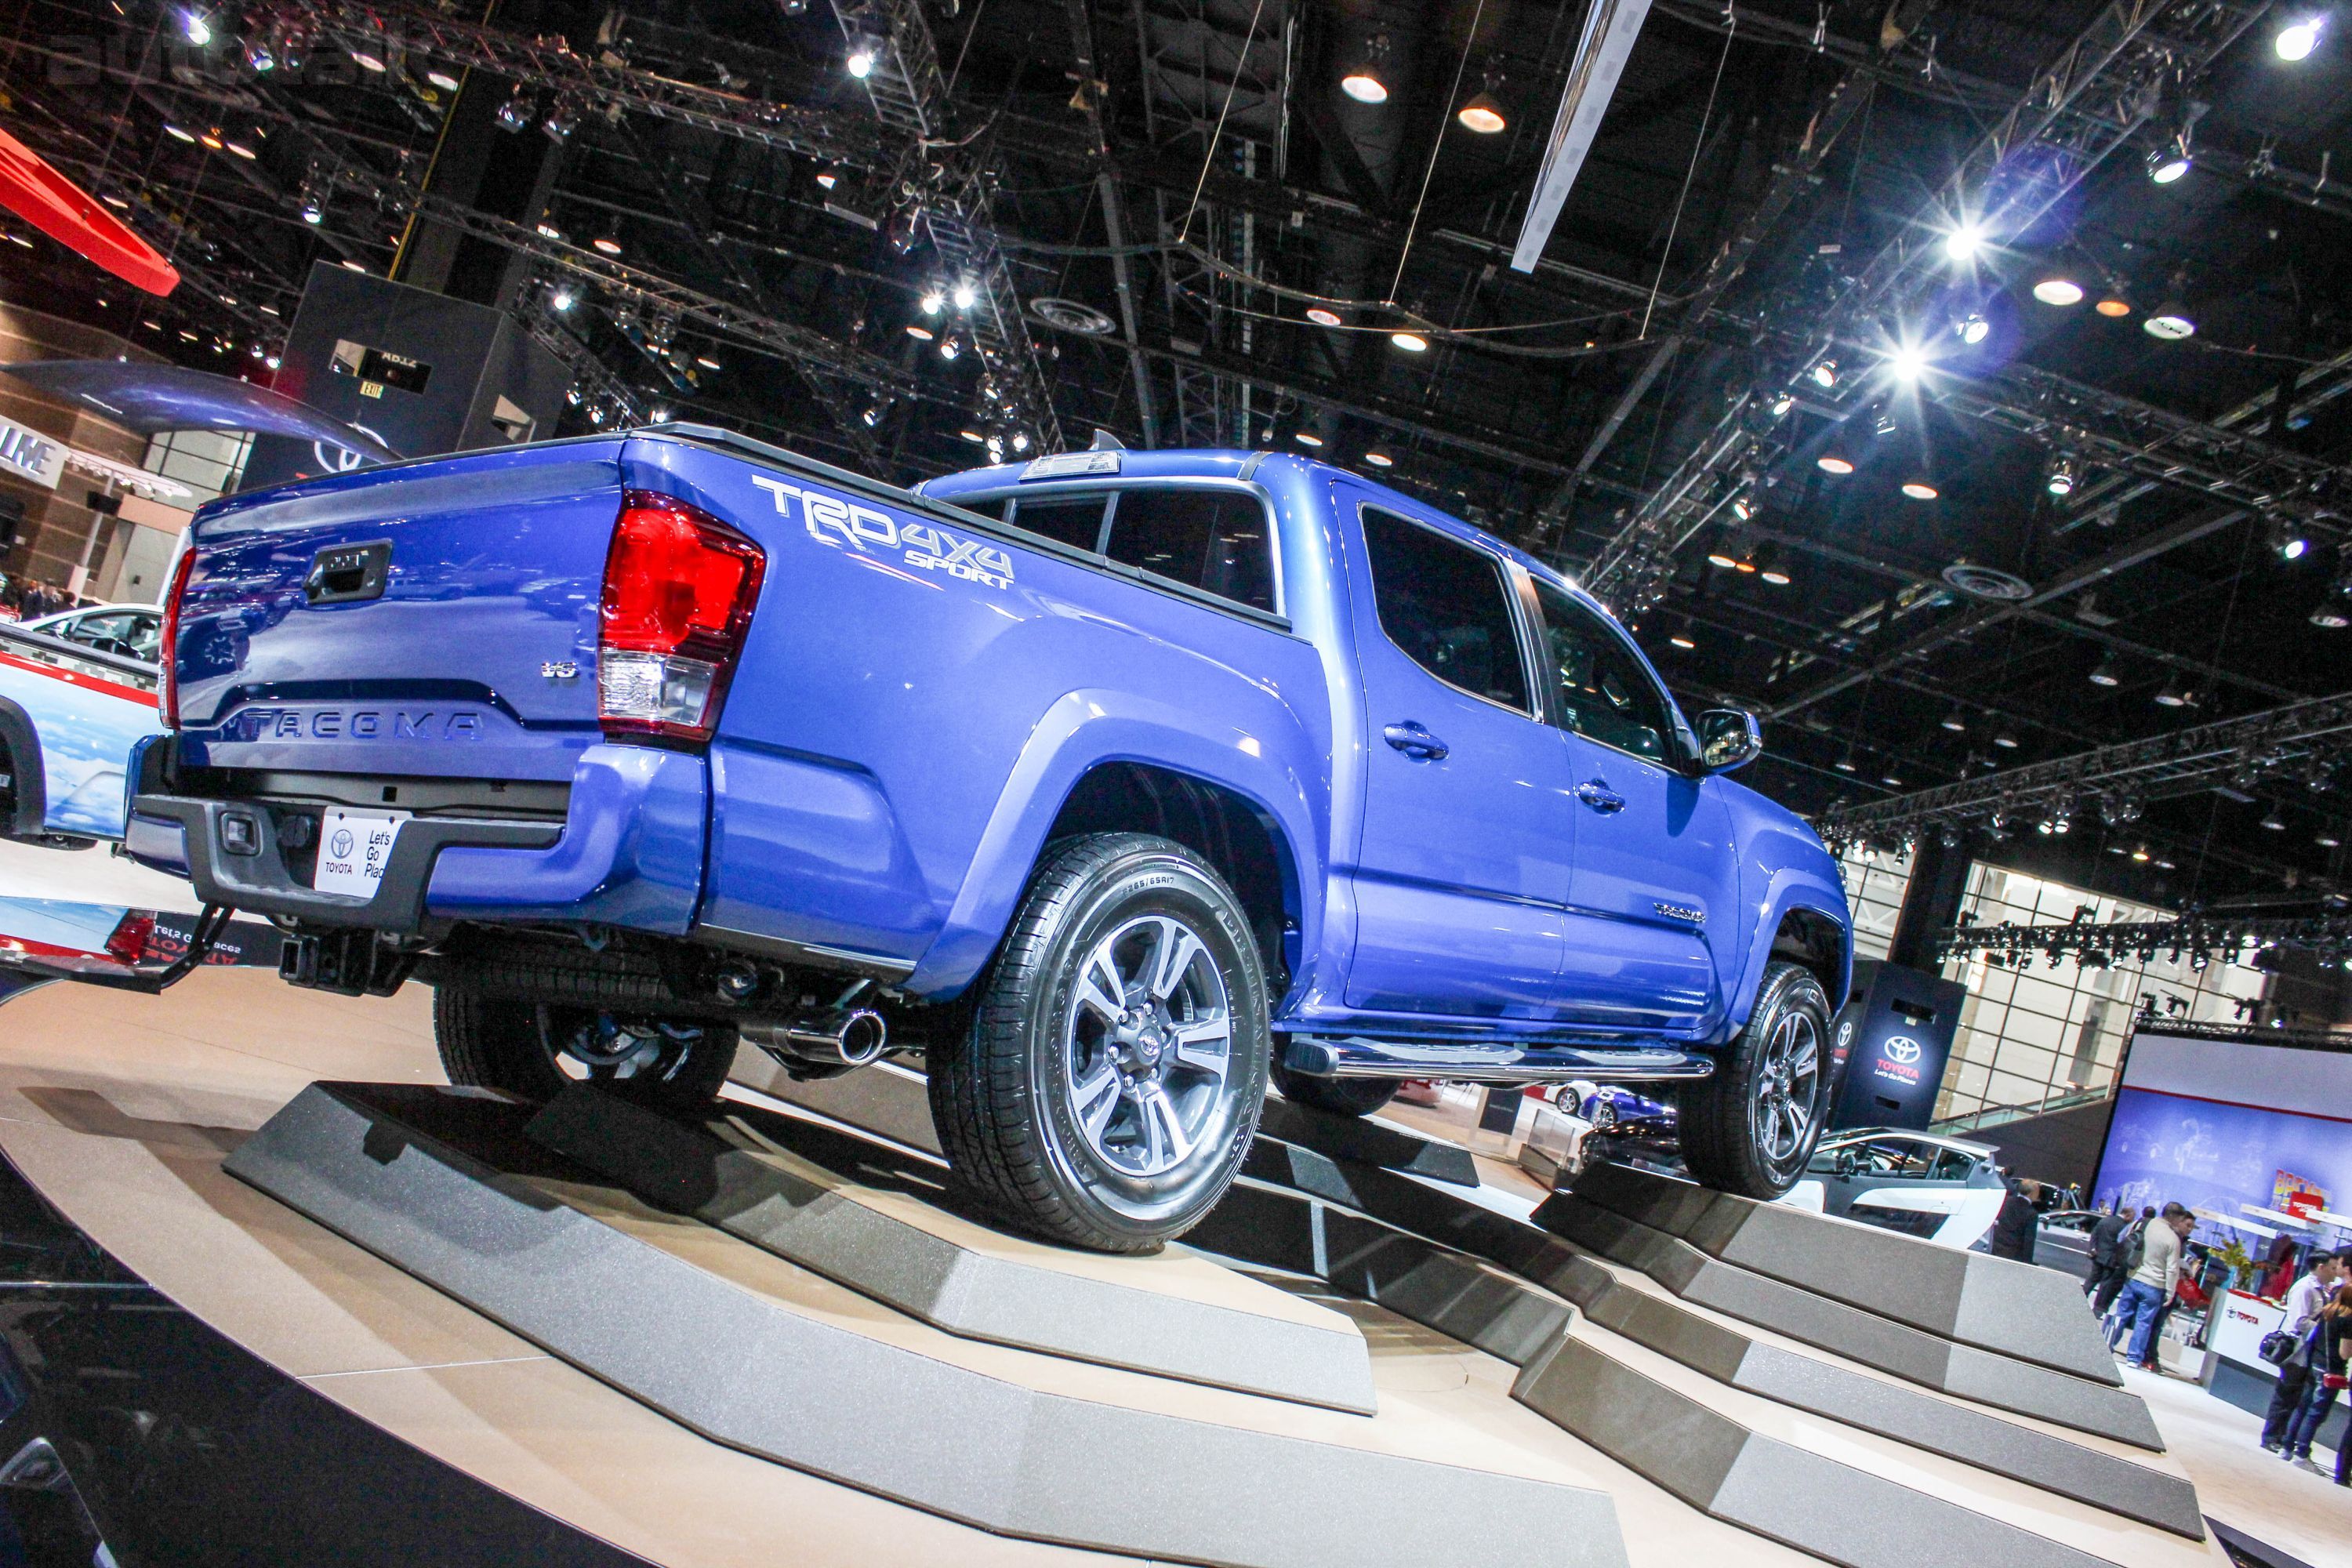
0, 835, 205, 912
0, 970, 1810, 1568
2129, 1360, 2350, 1568
0, 953, 2339, 1566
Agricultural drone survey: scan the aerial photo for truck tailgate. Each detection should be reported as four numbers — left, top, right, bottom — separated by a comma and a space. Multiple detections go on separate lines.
175, 443, 626, 782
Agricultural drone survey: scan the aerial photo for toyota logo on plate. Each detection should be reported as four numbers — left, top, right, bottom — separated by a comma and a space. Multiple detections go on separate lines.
330, 827, 356, 859
1882, 1036, 1922, 1065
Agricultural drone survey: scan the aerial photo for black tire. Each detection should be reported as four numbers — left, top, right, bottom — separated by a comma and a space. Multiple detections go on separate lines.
1677, 960, 1831, 1198
1270, 1060, 1399, 1118
433, 984, 736, 1116
929, 833, 1270, 1253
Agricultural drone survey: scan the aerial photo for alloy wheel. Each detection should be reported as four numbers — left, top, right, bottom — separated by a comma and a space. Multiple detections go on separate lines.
1062, 914, 1234, 1178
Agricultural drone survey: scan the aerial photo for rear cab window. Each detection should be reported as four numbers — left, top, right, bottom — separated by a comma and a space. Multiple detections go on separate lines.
950, 484, 1281, 619
1105, 489, 1275, 614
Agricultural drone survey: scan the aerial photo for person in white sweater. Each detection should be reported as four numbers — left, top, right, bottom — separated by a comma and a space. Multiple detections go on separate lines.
2110, 1203, 2194, 1371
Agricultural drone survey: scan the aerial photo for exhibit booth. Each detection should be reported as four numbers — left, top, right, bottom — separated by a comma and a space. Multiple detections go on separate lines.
2094, 1026, 2352, 1448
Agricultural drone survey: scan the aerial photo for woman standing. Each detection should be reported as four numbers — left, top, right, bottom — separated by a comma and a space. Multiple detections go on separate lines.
2279, 1283, 2352, 1474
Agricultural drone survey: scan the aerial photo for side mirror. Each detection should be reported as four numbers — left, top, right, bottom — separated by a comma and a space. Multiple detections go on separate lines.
1696, 708, 1763, 773
1835, 1149, 1860, 1178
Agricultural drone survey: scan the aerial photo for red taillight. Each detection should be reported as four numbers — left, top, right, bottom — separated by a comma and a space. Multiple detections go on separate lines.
105, 912, 155, 966
158, 545, 198, 728
598, 490, 766, 743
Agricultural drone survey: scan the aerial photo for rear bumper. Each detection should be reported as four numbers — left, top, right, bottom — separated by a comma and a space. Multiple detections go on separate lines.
124, 742, 707, 935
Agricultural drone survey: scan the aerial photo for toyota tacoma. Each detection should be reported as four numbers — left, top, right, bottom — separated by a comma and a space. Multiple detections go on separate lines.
123, 427, 1851, 1250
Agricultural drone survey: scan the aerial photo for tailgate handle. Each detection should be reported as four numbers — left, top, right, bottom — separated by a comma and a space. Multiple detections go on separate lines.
304, 539, 393, 606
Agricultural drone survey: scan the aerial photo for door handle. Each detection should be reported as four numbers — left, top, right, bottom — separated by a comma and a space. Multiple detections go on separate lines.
1383, 721, 1450, 760
1575, 779, 1627, 813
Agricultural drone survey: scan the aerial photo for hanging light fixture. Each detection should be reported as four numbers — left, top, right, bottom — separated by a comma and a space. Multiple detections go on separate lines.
1940, 708, 1968, 732
1809, 358, 1838, 389
2045, 455, 2078, 496
1901, 480, 1939, 500
2277, 16, 2325, 58
2143, 305, 2196, 339
2088, 652, 2121, 687
2032, 276, 2084, 307
1341, 32, 1392, 103
1363, 451, 1393, 467
1389, 331, 1429, 352
2095, 295, 2133, 318
1305, 307, 1343, 327
1817, 453, 1854, 475
2153, 679, 2188, 708
2260, 807, 2288, 831
1457, 90, 1507, 134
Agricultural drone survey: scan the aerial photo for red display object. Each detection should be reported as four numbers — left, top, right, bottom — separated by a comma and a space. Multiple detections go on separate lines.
0, 127, 179, 296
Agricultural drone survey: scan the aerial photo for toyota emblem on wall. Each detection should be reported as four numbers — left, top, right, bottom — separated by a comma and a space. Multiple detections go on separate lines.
329, 827, 356, 860
1882, 1036, 1922, 1064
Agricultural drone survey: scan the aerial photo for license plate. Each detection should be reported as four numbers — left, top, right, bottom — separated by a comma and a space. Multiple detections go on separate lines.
313, 808, 409, 898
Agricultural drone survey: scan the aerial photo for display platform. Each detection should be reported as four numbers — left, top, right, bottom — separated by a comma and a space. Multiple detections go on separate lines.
746, 1056, 2221, 1568
0, 969, 2241, 1568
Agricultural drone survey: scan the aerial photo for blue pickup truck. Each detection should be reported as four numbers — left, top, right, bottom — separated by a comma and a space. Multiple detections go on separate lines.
123, 426, 1850, 1250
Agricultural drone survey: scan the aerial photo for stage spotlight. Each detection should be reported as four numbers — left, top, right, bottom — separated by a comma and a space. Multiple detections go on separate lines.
1457, 93, 1506, 134
1809, 358, 1838, 389
2032, 277, 2084, 306
1944, 223, 1985, 262
2277, 16, 2325, 59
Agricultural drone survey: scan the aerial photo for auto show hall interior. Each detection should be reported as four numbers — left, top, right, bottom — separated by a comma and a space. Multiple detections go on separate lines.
1, 0, 2350, 1563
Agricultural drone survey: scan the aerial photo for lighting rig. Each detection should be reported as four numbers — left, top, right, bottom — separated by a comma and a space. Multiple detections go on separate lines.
1815, 688, 2352, 865
232, 0, 1060, 452
1936, 908, 2352, 975
1581, 0, 2310, 616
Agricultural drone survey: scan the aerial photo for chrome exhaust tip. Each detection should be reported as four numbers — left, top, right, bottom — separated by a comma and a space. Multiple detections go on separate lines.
743, 1007, 888, 1070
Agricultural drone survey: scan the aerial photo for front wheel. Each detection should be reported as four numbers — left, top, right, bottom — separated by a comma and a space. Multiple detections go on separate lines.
433, 985, 737, 1116
929, 833, 1270, 1253
1676, 961, 1830, 1198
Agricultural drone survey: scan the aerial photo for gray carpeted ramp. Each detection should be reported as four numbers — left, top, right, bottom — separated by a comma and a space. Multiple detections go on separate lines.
225, 1082, 1632, 1568
524, 1085, 1377, 1413
1567, 1161, 2123, 1385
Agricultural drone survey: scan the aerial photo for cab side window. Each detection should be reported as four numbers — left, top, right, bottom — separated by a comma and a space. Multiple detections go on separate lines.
1359, 506, 1530, 711
1532, 581, 1669, 761
1105, 488, 1276, 612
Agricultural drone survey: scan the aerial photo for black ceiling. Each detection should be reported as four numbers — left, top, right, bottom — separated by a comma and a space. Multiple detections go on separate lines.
5, 0, 2349, 909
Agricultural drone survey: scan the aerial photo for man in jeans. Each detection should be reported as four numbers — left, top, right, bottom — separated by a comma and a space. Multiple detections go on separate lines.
2264, 1250, 2347, 1450
2086, 1205, 2140, 1311
2110, 1202, 2194, 1372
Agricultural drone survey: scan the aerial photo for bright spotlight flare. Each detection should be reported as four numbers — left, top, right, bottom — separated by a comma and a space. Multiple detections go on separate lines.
846, 44, 877, 78
2277, 15, 2325, 59
1943, 223, 1987, 263
1884, 343, 1931, 382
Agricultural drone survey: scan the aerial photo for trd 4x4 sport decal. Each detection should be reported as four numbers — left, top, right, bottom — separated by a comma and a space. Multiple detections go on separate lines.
753, 475, 1014, 590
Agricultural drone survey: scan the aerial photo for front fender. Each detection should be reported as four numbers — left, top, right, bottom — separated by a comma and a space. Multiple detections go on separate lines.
905, 687, 1327, 997
1726, 866, 1853, 1036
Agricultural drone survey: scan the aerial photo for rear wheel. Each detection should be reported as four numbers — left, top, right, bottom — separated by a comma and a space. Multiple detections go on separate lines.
433, 984, 735, 1116
1270, 1061, 1399, 1118
1677, 961, 1829, 1198
929, 833, 1269, 1253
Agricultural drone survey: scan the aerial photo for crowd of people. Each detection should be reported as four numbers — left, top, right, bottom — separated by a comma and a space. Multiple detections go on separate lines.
0, 573, 74, 619
2260, 1249, 2352, 1483
2076, 1200, 2352, 1483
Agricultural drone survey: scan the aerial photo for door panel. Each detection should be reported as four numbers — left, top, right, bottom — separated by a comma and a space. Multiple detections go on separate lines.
1345, 503, 1572, 1018
1529, 580, 1732, 1032
1555, 738, 1728, 1029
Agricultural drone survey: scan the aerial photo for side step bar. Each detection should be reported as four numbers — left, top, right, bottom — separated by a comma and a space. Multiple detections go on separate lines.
1280, 1035, 1714, 1084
